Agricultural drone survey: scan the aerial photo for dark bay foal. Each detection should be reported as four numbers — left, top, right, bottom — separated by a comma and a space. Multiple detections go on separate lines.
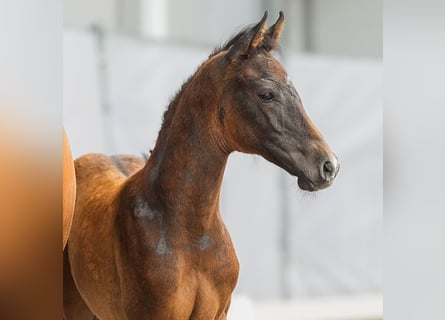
64, 12, 339, 320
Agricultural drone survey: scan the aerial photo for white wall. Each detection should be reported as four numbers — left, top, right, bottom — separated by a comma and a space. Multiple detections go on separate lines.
64, 0, 116, 30
308, 0, 382, 58
63, 30, 382, 299
63, 0, 382, 58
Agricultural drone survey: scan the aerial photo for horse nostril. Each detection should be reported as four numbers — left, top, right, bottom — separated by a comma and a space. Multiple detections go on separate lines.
322, 161, 336, 180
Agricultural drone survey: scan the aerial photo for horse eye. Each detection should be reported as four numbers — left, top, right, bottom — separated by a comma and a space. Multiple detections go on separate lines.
258, 92, 274, 102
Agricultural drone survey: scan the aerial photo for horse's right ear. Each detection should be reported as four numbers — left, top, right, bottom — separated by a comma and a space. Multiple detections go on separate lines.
226, 12, 268, 62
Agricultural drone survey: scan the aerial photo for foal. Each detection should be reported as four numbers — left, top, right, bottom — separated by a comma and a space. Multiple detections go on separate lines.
64, 12, 339, 320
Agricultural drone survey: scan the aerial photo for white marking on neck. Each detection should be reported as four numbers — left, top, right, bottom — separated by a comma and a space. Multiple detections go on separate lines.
156, 230, 172, 256
134, 197, 155, 219
199, 235, 212, 250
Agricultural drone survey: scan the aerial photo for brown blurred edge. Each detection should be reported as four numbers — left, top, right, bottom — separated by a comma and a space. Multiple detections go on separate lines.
63, 129, 76, 249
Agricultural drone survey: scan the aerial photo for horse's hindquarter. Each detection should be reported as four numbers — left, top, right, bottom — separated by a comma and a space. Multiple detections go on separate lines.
68, 154, 144, 319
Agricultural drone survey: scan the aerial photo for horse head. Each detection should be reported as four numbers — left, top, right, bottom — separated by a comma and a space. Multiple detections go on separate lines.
215, 12, 339, 191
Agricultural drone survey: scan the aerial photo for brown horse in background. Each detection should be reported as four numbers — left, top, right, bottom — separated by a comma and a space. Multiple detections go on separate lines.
63, 129, 76, 249
64, 12, 339, 320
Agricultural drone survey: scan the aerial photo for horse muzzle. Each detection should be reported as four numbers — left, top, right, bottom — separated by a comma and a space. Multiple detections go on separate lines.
297, 154, 339, 191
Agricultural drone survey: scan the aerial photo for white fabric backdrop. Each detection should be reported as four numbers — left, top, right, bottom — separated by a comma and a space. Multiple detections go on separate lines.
63, 29, 382, 300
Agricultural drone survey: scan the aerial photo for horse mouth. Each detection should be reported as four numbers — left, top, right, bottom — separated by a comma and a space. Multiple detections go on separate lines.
297, 174, 334, 192
262, 143, 337, 192
266, 154, 323, 192
297, 175, 317, 191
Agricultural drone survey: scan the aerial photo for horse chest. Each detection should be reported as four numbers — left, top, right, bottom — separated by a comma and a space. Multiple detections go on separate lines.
163, 243, 239, 319
119, 198, 240, 318
123, 229, 239, 319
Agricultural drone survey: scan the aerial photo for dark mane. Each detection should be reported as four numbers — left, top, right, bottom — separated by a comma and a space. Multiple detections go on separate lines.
154, 27, 247, 148
209, 23, 279, 58
209, 24, 254, 58
154, 58, 207, 151
152, 22, 279, 154
154, 76, 193, 148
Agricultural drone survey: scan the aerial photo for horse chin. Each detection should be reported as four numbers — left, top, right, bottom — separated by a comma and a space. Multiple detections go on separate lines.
297, 175, 317, 192
297, 174, 334, 192
261, 147, 330, 192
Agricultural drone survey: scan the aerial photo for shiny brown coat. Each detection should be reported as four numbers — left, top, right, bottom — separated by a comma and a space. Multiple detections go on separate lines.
64, 12, 339, 320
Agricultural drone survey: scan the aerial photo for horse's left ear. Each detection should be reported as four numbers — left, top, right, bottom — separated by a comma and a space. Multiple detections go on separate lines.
245, 11, 269, 54
226, 11, 268, 61
265, 11, 285, 51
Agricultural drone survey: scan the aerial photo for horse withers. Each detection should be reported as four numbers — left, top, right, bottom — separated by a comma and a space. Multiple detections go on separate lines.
64, 12, 339, 320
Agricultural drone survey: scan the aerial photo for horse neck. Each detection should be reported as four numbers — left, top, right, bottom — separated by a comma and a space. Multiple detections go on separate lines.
140, 71, 229, 232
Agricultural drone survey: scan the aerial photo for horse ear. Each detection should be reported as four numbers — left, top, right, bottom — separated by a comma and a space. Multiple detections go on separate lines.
245, 11, 269, 54
265, 11, 285, 51
226, 11, 268, 61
